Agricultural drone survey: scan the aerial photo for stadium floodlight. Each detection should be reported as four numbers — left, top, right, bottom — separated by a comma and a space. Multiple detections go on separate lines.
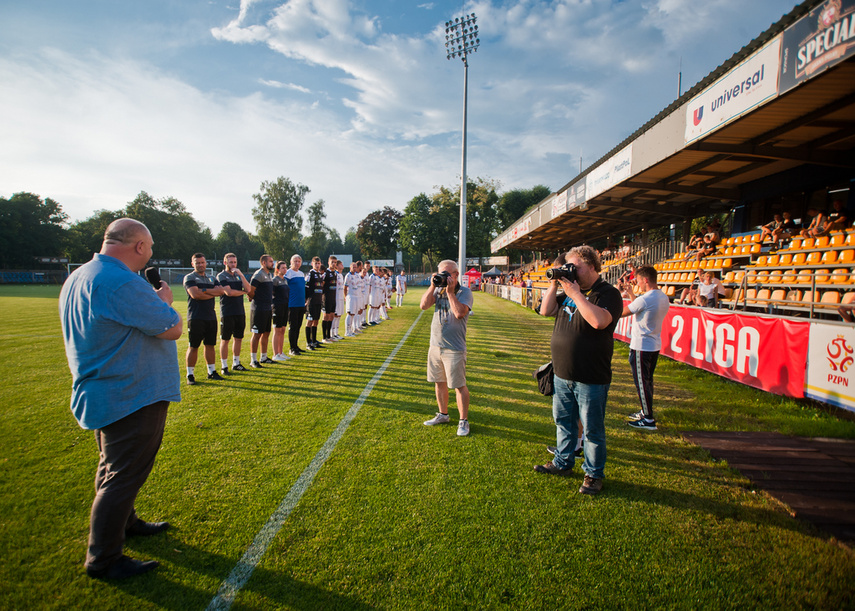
444, 12, 480, 274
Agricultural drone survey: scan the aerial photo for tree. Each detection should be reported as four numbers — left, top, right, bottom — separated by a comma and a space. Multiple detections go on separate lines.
213, 222, 265, 265
343, 227, 362, 261
398, 193, 457, 270
433, 177, 501, 261
302, 199, 330, 259
123, 191, 212, 262
497, 185, 551, 228
356, 206, 403, 260
66, 209, 120, 263
0, 192, 68, 268
252, 177, 308, 258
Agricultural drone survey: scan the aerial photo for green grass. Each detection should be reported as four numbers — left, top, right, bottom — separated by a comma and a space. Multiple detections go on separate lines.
1, 285, 853, 610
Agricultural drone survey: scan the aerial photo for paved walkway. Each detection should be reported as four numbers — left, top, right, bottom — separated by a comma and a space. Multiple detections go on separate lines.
682, 431, 855, 544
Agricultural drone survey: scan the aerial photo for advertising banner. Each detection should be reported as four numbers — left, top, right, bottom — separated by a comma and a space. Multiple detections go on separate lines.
585, 145, 633, 201
805, 322, 855, 412
616, 305, 809, 397
552, 191, 567, 219
685, 37, 781, 144
780, 0, 855, 93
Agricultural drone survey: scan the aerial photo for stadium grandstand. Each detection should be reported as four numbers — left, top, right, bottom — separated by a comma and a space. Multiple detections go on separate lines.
486, 0, 855, 412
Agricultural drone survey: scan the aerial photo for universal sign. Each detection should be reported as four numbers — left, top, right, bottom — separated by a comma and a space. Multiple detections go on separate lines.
684, 37, 781, 144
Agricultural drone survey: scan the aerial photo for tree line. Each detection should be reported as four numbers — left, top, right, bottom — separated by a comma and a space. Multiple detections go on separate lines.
1, 177, 550, 271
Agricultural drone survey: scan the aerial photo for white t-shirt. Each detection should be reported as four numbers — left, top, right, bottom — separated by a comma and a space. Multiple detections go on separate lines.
628, 289, 670, 352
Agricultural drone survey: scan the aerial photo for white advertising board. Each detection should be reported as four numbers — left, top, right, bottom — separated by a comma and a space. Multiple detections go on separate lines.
685, 37, 781, 144
585, 144, 633, 201
805, 322, 855, 413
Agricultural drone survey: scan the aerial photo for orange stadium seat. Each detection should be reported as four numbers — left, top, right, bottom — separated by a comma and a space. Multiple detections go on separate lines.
786, 289, 802, 303
768, 271, 783, 284
821, 250, 838, 264
750, 244, 761, 255
830, 233, 846, 247
789, 237, 803, 250
782, 270, 798, 284
806, 252, 822, 265
756, 255, 768, 266
821, 291, 841, 306
846, 233, 855, 246
767, 255, 780, 266
723, 271, 735, 283
815, 269, 831, 284
746, 288, 758, 303
779, 253, 793, 266
797, 270, 812, 284
802, 238, 816, 249
721, 258, 733, 269
792, 253, 807, 266
841, 292, 855, 306
802, 290, 819, 304
832, 268, 851, 284
839, 250, 855, 264
816, 236, 830, 249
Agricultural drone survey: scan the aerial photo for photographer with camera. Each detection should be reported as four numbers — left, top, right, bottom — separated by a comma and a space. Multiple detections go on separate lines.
420, 260, 474, 436
535, 246, 623, 495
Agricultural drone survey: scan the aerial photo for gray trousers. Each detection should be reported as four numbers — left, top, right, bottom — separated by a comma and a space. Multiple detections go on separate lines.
85, 401, 169, 570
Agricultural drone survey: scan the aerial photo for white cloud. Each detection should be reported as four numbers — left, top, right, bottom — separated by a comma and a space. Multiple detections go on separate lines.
0, 48, 452, 235
259, 78, 312, 93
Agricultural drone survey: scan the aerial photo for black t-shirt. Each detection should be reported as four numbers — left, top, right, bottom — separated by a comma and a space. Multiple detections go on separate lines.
272, 275, 290, 306
250, 268, 274, 311
322, 268, 337, 295
217, 270, 246, 317
550, 278, 623, 384
184, 272, 218, 321
306, 269, 324, 304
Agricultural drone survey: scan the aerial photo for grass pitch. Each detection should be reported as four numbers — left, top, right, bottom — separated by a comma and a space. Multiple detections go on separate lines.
0, 284, 853, 610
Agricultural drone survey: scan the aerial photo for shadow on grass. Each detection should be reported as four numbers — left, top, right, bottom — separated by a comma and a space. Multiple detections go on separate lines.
117, 534, 376, 610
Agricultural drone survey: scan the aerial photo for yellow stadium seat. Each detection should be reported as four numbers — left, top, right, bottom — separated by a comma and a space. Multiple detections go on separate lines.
821, 291, 841, 306
832, 268, 850, 284
821, 250, 838, 264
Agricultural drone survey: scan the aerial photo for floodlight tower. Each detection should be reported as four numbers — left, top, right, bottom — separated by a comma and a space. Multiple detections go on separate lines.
445, 12, 480, 274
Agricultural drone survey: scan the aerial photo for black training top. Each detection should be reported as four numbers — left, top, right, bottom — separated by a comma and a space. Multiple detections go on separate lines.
305, 269, 324, 305
272, 275, 290, 307
217, 270, 245, 317
550, 277, 623, 385
250, 268, 274, 311
183, 271, 218, 321
322, 267, 337, 294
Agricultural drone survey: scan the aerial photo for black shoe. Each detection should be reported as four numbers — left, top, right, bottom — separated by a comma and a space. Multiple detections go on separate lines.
260, 357, 276, 364
220, 368, 230, 376
232, 363, 247, 371
289, 349, 301, 356
533, 461, 573, 476
86, 555, 159, 580
126, 520, 170, 537
303, 344, 315, 351
250, 361, 263, 368
628, 418, 658, 431
207, 371, 224, 380
186, 375, 196, 386
311, 342, 324, 348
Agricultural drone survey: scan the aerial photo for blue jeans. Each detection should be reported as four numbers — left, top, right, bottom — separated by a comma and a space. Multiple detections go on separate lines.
552, 375, 609, 479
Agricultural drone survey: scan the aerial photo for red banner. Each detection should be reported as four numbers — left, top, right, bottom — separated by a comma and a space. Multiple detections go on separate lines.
616, 304, 810, 397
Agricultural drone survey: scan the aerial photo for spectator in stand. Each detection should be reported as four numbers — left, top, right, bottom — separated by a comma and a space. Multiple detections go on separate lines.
676, 270, 724, 307
692, 234, 717, 263
801, 207, 825, 237
760, 214, 784, 243
817, 199, 850, 235
683, 232, 704, 259
705, 221, 722, 245
772, 211, 797, 245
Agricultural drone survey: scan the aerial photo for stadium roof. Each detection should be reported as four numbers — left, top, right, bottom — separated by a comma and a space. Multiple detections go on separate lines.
493, 0, 855, 252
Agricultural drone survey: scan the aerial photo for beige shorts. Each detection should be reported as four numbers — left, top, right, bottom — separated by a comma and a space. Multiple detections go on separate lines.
427, 346, 467, 389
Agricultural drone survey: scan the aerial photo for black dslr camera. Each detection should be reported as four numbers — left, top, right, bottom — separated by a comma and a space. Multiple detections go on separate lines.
545, 263, 577, 283
431, 271, 451, 287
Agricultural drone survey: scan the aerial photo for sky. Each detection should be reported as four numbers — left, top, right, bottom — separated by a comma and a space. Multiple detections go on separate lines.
0, 0, 801, 239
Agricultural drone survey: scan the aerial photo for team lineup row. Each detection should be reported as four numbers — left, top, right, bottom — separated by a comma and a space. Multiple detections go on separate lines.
182, 253, 409, 384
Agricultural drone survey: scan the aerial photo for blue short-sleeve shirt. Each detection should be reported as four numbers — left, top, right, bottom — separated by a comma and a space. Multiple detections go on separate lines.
59, 253, 182, 430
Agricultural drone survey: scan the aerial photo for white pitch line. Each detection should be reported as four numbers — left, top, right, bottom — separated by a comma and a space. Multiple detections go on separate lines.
206, 310, 425, 611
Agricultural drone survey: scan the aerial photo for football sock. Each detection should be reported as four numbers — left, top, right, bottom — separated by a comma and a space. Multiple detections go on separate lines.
187, 367, 195, 377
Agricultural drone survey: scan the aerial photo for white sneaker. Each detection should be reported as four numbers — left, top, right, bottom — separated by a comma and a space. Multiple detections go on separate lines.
423, 412, 450, 426
344, 333, 355, 337
457, 419, 470, 436
272, 353, 289, 362
321, 339, 334, 344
